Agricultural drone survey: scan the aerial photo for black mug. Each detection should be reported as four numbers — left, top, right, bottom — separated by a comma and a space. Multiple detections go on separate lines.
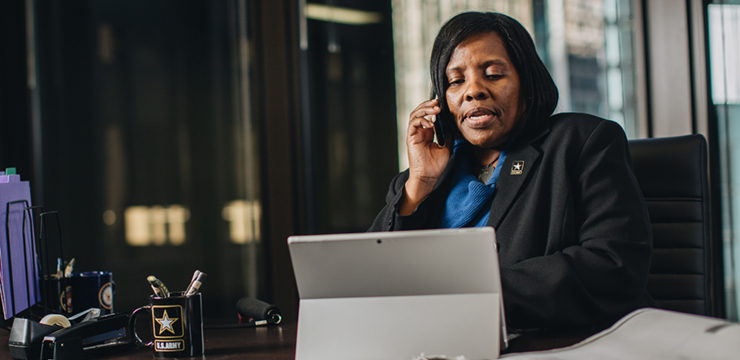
130, 292, 204, 357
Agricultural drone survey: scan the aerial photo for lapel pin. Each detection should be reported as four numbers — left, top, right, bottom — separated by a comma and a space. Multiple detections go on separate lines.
511, 161, 525, 175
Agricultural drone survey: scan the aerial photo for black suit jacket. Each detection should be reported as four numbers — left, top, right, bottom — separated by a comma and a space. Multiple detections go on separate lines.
369, 113, 656, 330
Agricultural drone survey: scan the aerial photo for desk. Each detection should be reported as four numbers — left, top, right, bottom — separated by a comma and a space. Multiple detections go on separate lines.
0, 323, 298, 360
0, 322, 593, 359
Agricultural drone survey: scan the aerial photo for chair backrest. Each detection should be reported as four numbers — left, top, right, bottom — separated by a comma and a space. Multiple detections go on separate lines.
628, 134, 721, 317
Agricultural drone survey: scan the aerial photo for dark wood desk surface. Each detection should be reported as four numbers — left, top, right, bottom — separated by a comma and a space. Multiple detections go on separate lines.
0, 321, 593, 359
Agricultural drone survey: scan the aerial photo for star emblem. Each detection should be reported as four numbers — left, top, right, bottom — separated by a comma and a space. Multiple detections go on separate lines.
511, 161, 525, 175
155, 310, 179, 335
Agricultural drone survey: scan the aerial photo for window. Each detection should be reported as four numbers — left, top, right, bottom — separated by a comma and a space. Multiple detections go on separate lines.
709, 2, 740, 321
27, 0, 262, 316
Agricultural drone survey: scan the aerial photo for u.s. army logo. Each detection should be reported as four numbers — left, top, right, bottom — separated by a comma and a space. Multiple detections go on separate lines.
155, 310, 179, 335
152, 305, 184, 339
511, 161, 525, 175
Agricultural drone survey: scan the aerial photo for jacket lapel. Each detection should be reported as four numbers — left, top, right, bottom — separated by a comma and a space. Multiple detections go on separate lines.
487, 124, 550, 229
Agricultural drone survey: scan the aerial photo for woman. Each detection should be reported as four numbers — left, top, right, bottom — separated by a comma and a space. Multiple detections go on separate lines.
369, 12, 656, 331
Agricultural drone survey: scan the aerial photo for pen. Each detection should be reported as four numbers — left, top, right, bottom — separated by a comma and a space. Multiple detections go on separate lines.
185, 272, 206, 296
186, 270, 201, 292
64, 258, 75, 278
147, 275, 170, 298
56, 258, 63, 279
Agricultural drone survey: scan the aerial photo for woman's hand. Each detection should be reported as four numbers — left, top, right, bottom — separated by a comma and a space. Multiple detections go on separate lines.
401, 99, 453, 215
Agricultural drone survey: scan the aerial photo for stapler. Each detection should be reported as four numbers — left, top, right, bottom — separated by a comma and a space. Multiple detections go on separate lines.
39, 313, 135, 360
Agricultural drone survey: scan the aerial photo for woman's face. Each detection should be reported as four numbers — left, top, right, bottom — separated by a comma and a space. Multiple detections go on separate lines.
445, 31, 522, 148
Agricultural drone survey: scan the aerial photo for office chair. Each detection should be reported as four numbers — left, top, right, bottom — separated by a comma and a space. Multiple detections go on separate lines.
628, 134, 722, 317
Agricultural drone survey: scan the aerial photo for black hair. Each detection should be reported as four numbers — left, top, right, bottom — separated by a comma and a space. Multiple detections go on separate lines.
430, 11, 559, 137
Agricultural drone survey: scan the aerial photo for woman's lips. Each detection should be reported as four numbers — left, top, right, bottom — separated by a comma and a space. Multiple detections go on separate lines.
463, 108, 497, 128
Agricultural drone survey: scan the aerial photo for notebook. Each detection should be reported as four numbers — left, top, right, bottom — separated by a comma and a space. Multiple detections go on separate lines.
288, 227, 508, 360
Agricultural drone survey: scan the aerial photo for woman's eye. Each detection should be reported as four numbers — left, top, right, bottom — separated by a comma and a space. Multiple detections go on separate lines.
448, 79, 464, 85
487, 74, 503, 80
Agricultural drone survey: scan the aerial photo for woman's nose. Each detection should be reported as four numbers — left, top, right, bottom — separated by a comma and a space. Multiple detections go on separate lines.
464, 79, 489, 101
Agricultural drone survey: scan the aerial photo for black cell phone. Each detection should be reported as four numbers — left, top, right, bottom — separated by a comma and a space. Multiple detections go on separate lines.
432, 94, 449, 147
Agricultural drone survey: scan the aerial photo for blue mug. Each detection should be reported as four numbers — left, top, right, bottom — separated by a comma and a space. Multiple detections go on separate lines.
66, 271, 115, 315
41, 277, 72, 314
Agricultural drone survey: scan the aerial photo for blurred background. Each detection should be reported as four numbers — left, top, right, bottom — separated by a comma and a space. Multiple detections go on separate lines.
1, 0, 739, 322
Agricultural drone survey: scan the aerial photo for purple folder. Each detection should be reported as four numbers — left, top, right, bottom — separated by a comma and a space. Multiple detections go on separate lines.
0, 172, 39, 319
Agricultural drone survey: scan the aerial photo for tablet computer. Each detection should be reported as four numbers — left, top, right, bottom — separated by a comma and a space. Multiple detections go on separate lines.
288, 227, 508, 360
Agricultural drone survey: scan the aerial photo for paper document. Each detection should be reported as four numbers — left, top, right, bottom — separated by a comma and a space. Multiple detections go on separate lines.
501, 308, 740, 360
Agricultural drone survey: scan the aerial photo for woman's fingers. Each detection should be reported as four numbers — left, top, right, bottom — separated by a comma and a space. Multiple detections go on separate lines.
408, 99, 440, 143
406, 99, 450, 181
408, 116, 436, 145
409, 99, 440, 122
414, 116, 435, 130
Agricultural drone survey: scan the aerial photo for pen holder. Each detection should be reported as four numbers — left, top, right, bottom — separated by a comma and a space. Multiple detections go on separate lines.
130, 292, 204, 358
